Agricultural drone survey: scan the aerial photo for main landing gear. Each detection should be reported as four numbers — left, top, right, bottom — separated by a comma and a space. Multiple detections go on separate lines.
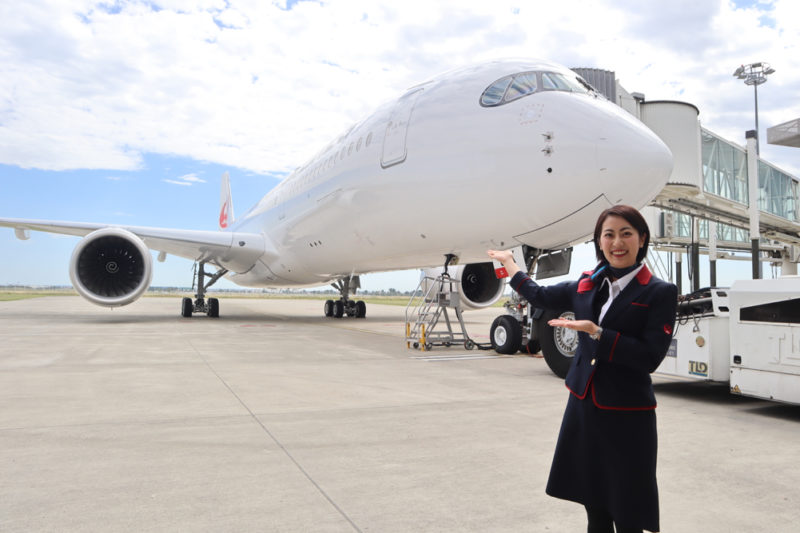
181, 261, 229, 318
324, 276, 367, 319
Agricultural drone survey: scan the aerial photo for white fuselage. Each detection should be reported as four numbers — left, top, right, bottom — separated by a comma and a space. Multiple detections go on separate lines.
224, 59, 673, 288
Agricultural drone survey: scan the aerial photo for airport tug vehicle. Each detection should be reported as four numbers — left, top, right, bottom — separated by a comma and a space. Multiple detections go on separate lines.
656, 277, 800, 405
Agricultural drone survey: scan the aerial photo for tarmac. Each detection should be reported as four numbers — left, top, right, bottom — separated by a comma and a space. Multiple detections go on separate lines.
1, 295, 799, 532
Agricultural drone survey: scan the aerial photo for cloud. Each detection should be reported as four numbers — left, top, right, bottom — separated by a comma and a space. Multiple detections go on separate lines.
0, 0, 797, 177
162, 173, 206, 186
177, 173, 206, 183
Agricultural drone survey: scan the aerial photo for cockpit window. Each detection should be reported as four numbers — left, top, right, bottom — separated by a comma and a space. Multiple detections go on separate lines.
504, 72, 538, 103
541, 72, 592, 94
480, 76, 513, 106
481, 70, 595, 107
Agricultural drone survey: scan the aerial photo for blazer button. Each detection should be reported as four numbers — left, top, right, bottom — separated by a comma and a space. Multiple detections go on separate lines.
590, 358, 596, 366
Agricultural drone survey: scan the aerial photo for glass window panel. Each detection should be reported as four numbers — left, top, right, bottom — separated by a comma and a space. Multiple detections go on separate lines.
541, 72, 590, 93
759, 162, 798, 221
480, 76, 513, 106
701, 130, 748, 205
541, 72, 570, 91
676, 213, 691, 238
504, 72, 538, 102
559, 74, 591, 94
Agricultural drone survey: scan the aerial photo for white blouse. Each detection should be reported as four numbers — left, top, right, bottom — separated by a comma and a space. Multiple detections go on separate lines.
597, 264, 645, 325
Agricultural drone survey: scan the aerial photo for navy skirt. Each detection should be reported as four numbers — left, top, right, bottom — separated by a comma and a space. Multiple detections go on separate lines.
545, 392, 659, 532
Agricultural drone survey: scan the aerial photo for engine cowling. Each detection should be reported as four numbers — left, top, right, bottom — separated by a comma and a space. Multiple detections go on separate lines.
421, 262, 506, 310
69, 228, 153, 308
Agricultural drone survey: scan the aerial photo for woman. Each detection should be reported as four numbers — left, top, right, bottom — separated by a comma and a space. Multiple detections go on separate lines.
488, 205, 677, 533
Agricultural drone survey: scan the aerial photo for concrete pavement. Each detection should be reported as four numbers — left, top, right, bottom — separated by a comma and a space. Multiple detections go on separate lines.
1, 296, 798, 532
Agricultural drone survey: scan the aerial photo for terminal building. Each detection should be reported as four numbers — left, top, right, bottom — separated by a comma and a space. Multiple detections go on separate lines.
574, 69, 800, 294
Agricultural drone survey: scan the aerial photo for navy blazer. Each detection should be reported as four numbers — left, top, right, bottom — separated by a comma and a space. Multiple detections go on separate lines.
511, 265, 677, 410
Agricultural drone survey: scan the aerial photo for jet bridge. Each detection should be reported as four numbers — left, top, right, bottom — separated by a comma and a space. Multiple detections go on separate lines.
630, 100, 800, 290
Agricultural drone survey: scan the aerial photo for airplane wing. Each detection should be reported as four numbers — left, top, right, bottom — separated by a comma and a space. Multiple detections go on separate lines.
0, 217, 266, 268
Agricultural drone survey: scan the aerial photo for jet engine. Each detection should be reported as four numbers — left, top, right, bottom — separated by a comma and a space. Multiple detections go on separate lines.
421, 262, 505, 310
69, 227, 154, 308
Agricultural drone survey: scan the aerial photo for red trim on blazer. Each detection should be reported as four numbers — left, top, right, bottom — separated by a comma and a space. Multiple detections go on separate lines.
631, 302, 649, 308
591, 385, 657, 411
515, 276, 531, 292
565, 367, 597, 399
577, 269, 599, 293
577, 278, 594, 293
608, 332, 621, 362
565, 383, 587, 399
636, 265, 652, 285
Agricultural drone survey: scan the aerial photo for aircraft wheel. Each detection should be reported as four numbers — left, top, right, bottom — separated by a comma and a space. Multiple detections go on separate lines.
181, 297, 193, 318
207, 297, 219, 318
521, 339, 541, 355
490, 315, 521, 354
538, 309, 578, 378
324, 300, 334, 317
355, 300, 367, 318
333, 300, 344, 318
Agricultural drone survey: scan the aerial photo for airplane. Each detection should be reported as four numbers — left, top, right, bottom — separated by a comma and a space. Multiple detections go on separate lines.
1, 58, 672, 332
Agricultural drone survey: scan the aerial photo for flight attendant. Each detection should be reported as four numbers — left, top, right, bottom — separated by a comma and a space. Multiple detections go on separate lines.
488, 205, 677, 533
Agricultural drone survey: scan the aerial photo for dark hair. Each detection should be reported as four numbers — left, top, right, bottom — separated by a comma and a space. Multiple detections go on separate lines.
593, 204, 650, 263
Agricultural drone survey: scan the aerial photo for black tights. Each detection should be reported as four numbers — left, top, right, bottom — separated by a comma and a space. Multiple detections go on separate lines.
586, 506, 643, 533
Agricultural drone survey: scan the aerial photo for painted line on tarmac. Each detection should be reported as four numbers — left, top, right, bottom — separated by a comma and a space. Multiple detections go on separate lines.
410, 353, 511, 362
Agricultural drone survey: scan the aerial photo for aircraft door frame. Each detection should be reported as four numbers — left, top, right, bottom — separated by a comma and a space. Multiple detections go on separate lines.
381, 88, 424, 168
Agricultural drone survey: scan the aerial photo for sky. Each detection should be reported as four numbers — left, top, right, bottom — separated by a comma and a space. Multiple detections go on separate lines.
1, 0, 799, 292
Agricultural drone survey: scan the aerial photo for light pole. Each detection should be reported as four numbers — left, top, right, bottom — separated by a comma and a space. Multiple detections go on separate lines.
734, 62, 774, 280
733, 62, 775, 155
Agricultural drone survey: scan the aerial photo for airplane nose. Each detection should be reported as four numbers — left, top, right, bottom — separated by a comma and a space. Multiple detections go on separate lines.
597, 107, 673, 206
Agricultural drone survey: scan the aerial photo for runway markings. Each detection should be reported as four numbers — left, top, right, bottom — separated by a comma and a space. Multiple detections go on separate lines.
410, 353, 511, 362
